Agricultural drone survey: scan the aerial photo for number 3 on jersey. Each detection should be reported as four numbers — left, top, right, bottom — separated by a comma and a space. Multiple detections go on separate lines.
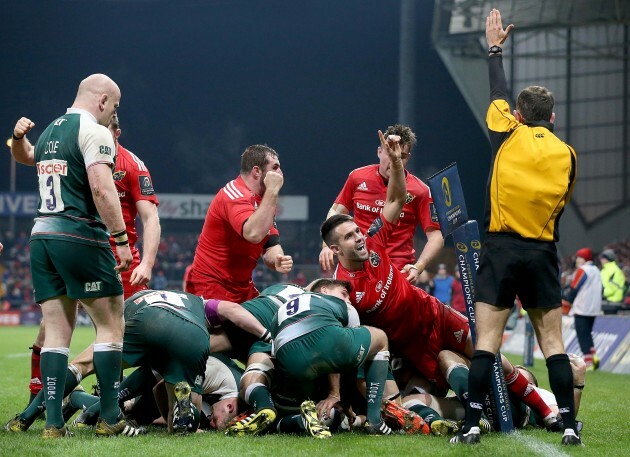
37, 159, 68, 213
277, 294, 311, 325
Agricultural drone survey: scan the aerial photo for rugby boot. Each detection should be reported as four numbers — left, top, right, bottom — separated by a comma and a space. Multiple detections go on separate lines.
95, 417, 146, 437
225, 408, 277, 436
5, 414, 32, 432
561, 429, 584, 446
172, 382, 197, 434
450, 426, 481, 444
364, 421, 393, 435
430, 419, 459, 436
381, 400, 430, 435
72, 407, 99, 428
42, 424, 73, 439
300, 400, 331, 439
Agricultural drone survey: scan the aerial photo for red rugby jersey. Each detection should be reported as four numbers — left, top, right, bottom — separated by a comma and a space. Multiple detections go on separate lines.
334, 164, 439, 269
333, 216, 436, 344
109, 143, 159, 250
191, 175, 280, 288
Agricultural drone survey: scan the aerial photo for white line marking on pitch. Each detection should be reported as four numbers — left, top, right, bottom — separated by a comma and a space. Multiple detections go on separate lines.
5, 353, 30, 358
508, 430, 571, 457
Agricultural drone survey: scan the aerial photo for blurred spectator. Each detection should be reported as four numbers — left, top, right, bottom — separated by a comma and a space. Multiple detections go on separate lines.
599, 249, 626, 304
433, 263, 454, 305
151, 270, 168, 291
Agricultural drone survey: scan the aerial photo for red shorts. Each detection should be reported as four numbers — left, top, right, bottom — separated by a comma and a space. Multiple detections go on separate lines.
398, 301, 470, 392
184, 268, 259, 303
116, 247, 148, 299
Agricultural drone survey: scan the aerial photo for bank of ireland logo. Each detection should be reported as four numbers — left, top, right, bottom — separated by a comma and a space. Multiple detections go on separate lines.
456, 242, 468, 253
441, 177, 452, 207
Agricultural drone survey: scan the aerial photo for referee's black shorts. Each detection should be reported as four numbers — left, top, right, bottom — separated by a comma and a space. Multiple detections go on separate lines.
475, 234, 561, 310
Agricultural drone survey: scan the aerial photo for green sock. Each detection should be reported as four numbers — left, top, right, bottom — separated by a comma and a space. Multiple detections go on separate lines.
244, 383, 275, 412
446, 365, 469, 403
22, 365, 80, 424
118, 366, 156, 402
408, 403, 443, 425
93, 343, 123, 424
69, 390, 100, 410
40, 348, 69, 428
276, 414, 306, 433
365, 351, 389, 425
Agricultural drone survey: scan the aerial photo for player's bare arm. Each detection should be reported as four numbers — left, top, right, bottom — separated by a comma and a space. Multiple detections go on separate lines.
242, 170, 283, 244
319, 203, 350, 271
88, 162, 132, 271
378, 131, 406, 224
216, 300, 268, 340
402, 228, 445, 282
130, 200, 161, 286
263, 244, 293, 273
10, 117, 36, 165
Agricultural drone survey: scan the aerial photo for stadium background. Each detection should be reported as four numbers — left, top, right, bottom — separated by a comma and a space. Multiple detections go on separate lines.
1, 1, 629, 357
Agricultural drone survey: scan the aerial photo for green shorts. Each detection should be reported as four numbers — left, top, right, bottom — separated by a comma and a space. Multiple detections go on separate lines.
275, 325, 372, 381
123, 306, 210, 394
30, 238, 123, 302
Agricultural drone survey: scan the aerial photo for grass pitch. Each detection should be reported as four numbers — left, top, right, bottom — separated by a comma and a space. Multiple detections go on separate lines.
1, 326, 629, 456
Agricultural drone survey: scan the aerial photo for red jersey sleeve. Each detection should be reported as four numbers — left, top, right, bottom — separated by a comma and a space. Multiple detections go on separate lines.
334, 171, 357, 209
409, 175, 439, 233
366, 215, 396, 249
124, 149, 159, 206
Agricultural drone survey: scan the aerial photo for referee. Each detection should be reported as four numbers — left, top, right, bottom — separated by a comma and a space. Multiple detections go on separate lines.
451, 9, 581, 446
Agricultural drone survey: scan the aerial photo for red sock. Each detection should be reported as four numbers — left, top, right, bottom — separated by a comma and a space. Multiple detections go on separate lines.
29, 345, 42, 395
506, 369, 553, 418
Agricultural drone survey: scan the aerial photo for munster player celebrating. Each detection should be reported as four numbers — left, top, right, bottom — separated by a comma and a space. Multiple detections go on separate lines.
186, 144, 292, 303
322, 131, 559, 429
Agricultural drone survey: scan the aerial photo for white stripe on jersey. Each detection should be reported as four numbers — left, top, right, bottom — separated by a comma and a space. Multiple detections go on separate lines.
223, 180, 244, 200
127, 149, 148, 171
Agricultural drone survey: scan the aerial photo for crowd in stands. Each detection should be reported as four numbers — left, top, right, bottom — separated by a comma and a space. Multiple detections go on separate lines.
2, 230, 628, 310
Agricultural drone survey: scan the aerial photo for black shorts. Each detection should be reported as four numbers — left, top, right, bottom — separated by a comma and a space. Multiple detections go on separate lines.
475, 234, 561, 309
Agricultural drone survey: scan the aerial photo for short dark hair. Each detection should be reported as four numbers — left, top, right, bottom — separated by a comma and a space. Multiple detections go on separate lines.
309, 278, 352, 294
384, 124, 417, 149
320, 214, 354, 246
515, 365, 539, 387
240, 144, 278, 174
516, 86, 554, 122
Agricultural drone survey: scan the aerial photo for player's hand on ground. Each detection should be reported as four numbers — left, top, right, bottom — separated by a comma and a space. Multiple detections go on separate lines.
319, 246, 335, 271
115, 244, 133, 272
275, 254, 293, 273
401, 264, 420, 283
378, 130, 402, 163
486, 8, 514, 46
14, 117, 35, 139
263, 170, 284, 194
129, 262, 152, 286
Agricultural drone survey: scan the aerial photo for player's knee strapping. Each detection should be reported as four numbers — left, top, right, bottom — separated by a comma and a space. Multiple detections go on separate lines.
241, 361, 274, 385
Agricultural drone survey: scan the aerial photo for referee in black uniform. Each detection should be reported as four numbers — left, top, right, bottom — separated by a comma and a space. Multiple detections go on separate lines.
451, 9, 581, 446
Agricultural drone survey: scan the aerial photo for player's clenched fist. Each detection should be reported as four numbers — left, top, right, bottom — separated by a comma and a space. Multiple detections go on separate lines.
14, 117, 35, 139
263, 170, 284, 193
275, 254, 293, 273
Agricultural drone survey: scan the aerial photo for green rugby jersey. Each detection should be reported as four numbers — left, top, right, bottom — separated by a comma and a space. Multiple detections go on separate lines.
31, 108, 117, 246
124, 289, 207, 332
271, 292, 349, 352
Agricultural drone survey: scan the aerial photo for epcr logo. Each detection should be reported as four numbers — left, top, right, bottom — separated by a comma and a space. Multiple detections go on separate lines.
441, 177, 452, 207
456, 242, 468, 253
